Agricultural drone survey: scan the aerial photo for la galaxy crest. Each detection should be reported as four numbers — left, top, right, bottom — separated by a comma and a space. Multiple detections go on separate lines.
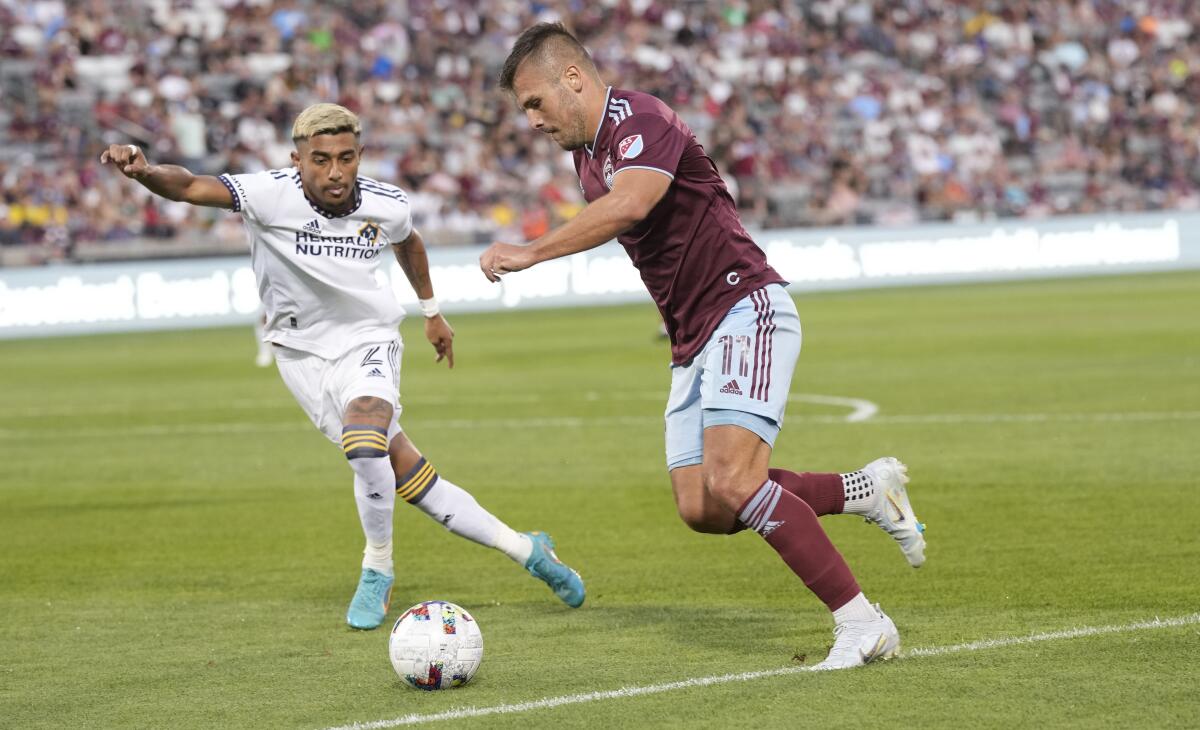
358, 220, 382, 243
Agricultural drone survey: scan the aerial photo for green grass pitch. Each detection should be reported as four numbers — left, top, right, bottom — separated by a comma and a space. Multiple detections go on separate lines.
1, 271, 1198, 728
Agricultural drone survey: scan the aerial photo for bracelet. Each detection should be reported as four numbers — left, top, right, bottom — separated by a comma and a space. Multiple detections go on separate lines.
418, 297, 440, 318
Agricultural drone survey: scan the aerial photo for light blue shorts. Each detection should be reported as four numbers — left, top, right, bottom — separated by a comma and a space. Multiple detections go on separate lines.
664, 284, 802, 470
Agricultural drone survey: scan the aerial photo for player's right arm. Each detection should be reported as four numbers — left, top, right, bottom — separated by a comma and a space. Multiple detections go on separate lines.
100, 144, 234, 209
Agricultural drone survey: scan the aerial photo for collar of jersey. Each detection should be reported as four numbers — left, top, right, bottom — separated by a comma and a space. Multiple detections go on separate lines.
585, 86, 614, 158
305, 183, 363, 219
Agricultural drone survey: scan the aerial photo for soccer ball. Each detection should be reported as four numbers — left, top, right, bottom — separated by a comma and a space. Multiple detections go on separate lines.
388, 601, 483, 690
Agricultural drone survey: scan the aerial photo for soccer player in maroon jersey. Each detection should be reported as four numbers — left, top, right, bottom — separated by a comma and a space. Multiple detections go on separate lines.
480, 23, 927, 669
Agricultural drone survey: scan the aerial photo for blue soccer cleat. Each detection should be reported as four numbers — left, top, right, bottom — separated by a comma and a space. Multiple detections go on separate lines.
523, 531, 585, 608
346, 568, 394, 630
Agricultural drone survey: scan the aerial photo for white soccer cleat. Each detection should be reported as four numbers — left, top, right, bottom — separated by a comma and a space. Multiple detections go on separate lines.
861, 457, 926, 568
813, 604, 900, 670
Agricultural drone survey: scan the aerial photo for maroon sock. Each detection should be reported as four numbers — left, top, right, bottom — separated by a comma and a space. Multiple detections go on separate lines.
768, 469, 845, 516
738, 479, 861, 610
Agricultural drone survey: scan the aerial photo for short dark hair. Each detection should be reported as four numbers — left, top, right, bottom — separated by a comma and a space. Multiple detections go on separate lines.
499, 22, 594, 92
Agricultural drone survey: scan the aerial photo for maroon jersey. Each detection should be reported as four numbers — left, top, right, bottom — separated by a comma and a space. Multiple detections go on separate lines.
573, 87, 786, 365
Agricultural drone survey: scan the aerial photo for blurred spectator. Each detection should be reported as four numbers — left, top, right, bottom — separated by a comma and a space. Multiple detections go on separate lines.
2, 0, 1200, 266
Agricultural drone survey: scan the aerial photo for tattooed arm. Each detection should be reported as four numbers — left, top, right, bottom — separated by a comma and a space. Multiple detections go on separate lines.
393, 228, 454, 368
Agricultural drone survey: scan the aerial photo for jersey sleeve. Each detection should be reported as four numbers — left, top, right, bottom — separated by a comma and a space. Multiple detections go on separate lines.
611, 113, 689, 181
385, 201, 414, 244
217, 170, 289, 225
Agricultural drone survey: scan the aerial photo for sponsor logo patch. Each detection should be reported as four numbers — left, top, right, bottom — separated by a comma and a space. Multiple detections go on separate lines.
618, 134, 644, 159
719, 379, 743, 396
603, 155, 614, 189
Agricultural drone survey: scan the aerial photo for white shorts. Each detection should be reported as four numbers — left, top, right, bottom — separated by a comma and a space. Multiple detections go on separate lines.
664, 284, 801, 470
275, 339, 403, 445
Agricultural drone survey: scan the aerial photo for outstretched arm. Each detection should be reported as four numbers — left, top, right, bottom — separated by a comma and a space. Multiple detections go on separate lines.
393, 228, 455, 368
479, 168, 670, 282
100, 144, 234, 209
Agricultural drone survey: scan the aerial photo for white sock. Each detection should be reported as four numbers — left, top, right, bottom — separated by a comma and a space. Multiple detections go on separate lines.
350, 457, 396, 575
839, 469, 876, 515
362, 538, 393, 575
411, 475, 531, 565
494, 528, 533, 565
832, 592, 878, 624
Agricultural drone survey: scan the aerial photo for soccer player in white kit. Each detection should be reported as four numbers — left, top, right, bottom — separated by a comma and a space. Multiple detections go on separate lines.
101, 103, 584, 629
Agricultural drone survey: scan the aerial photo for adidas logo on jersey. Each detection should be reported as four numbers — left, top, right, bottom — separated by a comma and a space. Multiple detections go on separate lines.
302, 219, 321, 234
607, 96, 632, 125
366, 368, 384, 378
719, 379, 743, 395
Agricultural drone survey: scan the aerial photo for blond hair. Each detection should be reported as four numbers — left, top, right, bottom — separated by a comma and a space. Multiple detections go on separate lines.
291, 103, 361, 142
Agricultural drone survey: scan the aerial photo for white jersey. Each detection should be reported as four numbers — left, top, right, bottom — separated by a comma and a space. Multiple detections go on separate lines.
218, 168, 412, 359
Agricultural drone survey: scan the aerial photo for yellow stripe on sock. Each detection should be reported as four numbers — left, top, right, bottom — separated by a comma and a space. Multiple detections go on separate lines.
398, 463, 432, 490
342, 439, 388, 451
343, 440, 388, 454
341, 430, 388, 445
396, 464, 435, 500
397, 473, 435, 502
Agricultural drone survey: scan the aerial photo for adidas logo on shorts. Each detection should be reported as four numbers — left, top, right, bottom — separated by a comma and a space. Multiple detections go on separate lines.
719, 379, 743, 395
367, 368, 384, 378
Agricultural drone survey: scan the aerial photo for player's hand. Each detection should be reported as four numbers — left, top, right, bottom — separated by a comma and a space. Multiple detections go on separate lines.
479, 242, 535, 283
424, 314, 455, 369
99, 144, 149, 179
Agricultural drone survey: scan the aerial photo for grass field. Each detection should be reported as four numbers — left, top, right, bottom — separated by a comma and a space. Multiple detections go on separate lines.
2, 271, 1198, 729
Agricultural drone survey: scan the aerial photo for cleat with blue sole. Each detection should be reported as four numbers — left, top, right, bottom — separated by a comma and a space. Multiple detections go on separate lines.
346, 567, 394, 630
523, 531, 585, 608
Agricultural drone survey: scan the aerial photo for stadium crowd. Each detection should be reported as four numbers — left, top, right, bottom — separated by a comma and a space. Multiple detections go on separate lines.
2, 0, 1199, 263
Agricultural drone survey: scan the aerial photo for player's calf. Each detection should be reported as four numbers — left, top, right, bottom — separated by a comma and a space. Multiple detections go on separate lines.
343, 423, 397, 577
342, 422, 399, 630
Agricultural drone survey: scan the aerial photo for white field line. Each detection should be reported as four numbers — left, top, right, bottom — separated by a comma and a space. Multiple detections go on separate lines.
790, 394, 878, 421
324, 613, 1200, 730
2, 410, 1200, 441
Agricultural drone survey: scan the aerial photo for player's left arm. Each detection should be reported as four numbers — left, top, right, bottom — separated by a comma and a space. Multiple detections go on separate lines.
479, 169, 670, 282
392, 228, 454, 368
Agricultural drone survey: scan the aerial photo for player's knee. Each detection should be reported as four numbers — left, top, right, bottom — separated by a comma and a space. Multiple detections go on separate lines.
673, 497, 709, 532
674, 502, 734, 534
701, 459, 759, 512
341, 424, 389, 462
344, 396, 392, 427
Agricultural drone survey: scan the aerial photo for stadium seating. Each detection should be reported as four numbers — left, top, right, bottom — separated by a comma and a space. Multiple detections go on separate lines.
2, 1, 1198, 265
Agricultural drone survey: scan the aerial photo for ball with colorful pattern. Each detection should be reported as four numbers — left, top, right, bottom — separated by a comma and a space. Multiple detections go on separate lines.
389, 601, 483, 690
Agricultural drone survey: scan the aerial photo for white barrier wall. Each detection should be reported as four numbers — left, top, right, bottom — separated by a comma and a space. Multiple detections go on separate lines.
1, 211, 1197, 339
